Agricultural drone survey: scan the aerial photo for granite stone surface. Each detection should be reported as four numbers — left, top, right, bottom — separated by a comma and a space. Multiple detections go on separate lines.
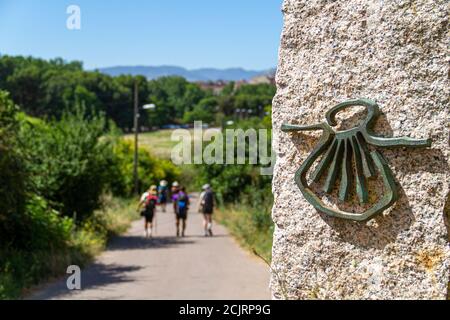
271, 0, 449, 299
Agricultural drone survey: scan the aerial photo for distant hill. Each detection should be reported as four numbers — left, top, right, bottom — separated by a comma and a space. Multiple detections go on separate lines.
96, 65, 275, 82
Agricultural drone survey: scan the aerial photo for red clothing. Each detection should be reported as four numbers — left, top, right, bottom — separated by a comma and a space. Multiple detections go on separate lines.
145, 194, 159, 205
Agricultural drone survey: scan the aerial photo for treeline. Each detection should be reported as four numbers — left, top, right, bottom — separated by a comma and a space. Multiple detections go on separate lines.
0, 55, 275, 131
0, 90, 179, 298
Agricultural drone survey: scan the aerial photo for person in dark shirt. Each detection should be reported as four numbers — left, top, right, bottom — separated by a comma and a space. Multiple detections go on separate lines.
176, 187, 190, 237
171, 181, 180, 214
199, 184, 214, 237
157, 180, 169, 213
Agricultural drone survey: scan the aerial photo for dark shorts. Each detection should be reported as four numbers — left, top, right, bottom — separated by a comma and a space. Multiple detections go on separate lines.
177, 208, 188, 220
202, 207, 213, 215
143, 212, 154, 223
159, 195, 167, 204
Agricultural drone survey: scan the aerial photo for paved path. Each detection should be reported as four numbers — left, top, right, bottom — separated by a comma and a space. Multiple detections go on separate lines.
28, 194, 270, 300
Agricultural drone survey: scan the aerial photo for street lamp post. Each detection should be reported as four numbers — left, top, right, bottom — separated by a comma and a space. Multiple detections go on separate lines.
133, 82, 139, 195
133, 81, 156, 196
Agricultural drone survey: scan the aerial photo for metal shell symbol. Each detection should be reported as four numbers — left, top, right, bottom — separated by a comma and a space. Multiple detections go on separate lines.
282, 99, 431, 222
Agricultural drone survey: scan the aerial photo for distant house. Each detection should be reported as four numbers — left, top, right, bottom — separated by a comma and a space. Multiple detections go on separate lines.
195, 74, 274, 95
196, 80, 228, 94
234, 80, 248, 90
249, 74, 276, 85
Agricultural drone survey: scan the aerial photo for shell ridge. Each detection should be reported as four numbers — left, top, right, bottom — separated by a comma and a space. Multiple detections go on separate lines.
350, 136, 369, 203
338, 138, 353, 201
323, 139, 345, 193
311, 138, 338, 182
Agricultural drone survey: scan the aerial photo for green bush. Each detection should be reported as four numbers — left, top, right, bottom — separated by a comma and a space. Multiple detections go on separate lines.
0, 90, 28, 248
0, 249, 73, 299
19, 106, 117, 220
195, 118, 273, 207
0, 195, 75, 299
109, 139, 180, 197
24, 196, 74, 251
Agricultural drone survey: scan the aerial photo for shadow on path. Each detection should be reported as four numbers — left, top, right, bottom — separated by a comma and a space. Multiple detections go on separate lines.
183, 234, 230, 239
79, 263, 142, 289
29, 263, 143, 299
107, 235, 196, 251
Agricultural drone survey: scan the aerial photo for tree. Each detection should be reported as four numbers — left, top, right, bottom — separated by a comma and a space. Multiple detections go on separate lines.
0, 90, 28, 247
19, 106, 115, 220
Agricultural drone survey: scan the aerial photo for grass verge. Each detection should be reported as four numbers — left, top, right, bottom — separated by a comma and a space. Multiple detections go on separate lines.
124, 129, 187, 159
214, 205, 273, 262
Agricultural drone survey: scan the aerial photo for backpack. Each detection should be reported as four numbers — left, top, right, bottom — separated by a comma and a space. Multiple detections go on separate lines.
143, 195, 157, 214
203, 190, 214, 211
158, 185, 167, 201
177, 193, 188, 209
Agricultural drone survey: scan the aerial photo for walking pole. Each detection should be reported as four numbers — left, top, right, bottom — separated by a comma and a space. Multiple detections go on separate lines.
154, 211, 157, 235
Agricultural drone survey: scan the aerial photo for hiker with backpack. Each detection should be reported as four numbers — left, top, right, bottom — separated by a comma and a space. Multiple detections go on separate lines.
199, 184, 215, 237
175, 186, 190, 237
171, 181, 180, 214
137, 185, 159, 238
158, 180, 169, 213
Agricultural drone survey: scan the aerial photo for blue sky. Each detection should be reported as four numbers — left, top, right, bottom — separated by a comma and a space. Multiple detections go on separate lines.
0, 0, 283, 70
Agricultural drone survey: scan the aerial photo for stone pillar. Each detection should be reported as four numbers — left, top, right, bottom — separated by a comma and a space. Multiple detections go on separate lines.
271, 0, 449, 299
